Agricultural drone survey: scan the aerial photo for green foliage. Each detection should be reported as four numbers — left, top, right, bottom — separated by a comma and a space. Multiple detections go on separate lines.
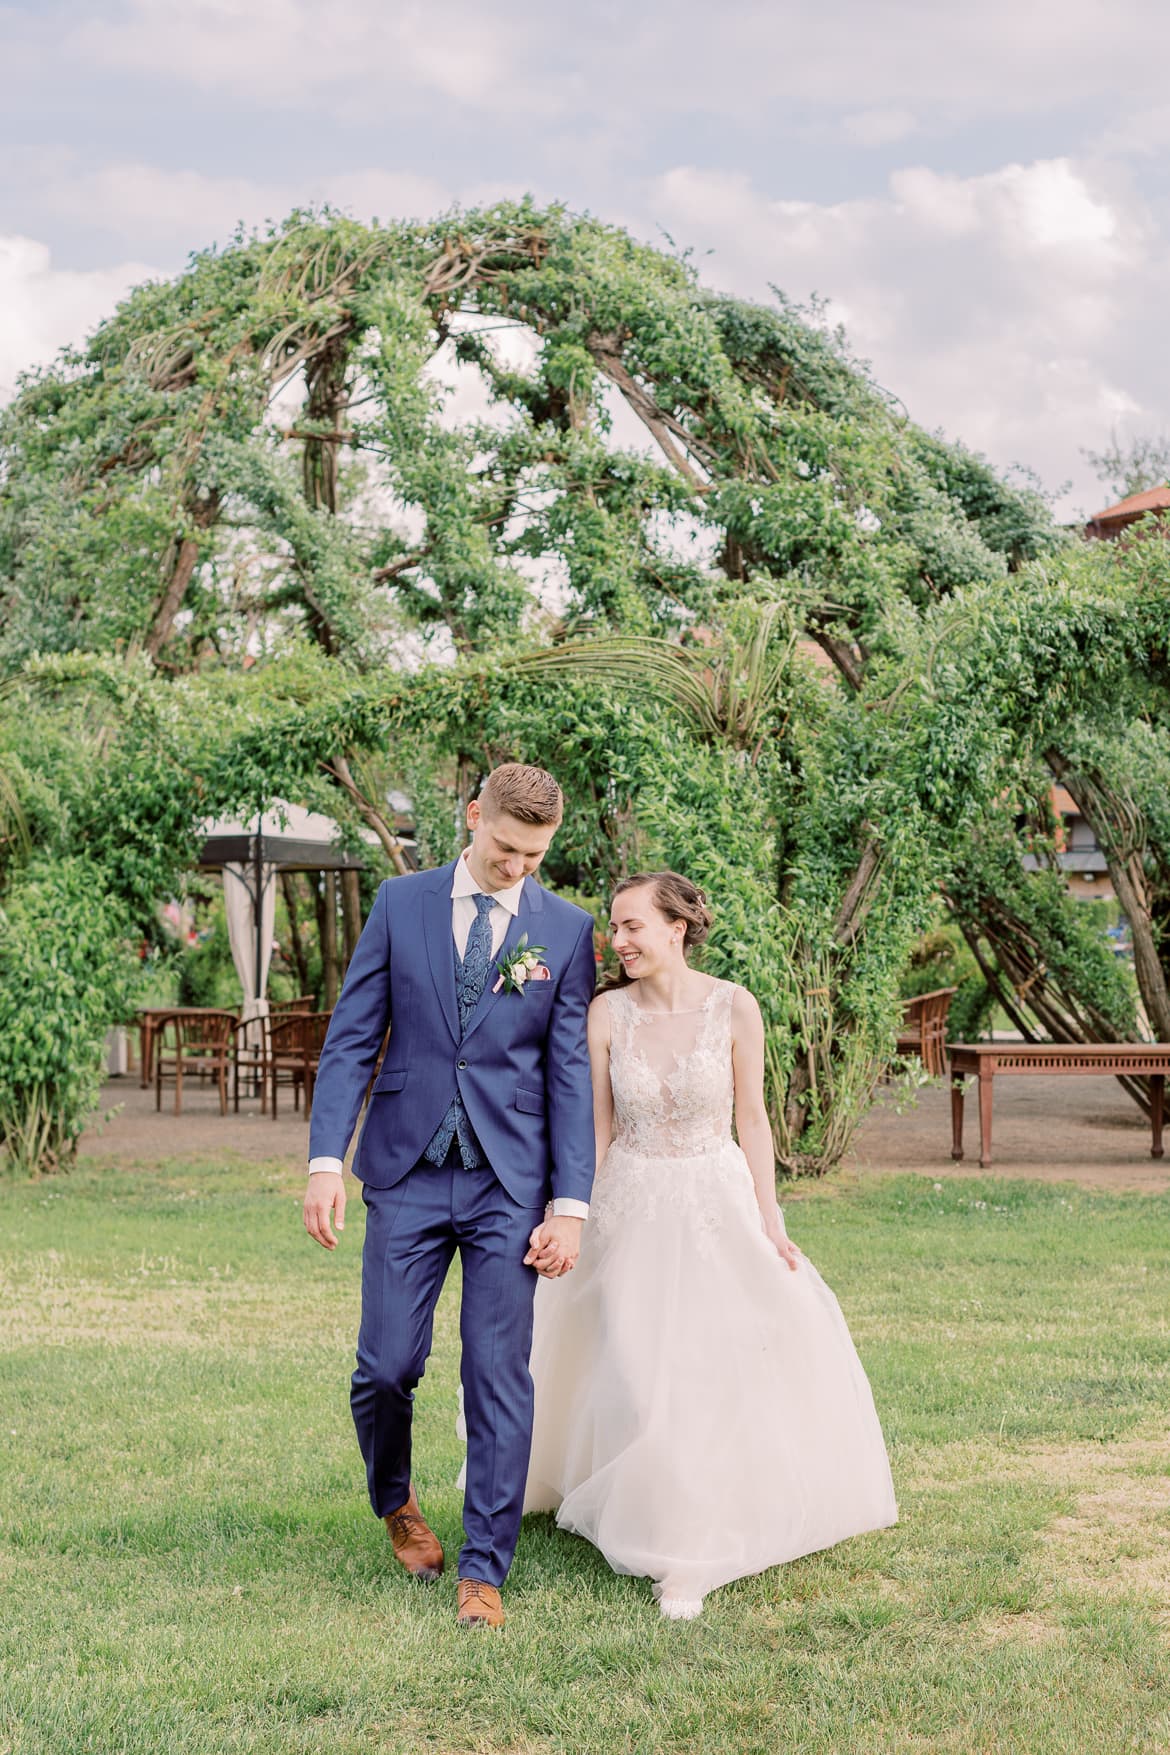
0, 859, 141, 1175
3, 202, 1168, 1176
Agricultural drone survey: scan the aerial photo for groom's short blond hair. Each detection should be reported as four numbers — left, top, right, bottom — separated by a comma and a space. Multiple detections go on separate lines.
479, 763, 563, 827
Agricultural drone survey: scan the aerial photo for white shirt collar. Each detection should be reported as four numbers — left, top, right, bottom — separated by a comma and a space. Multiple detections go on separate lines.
451, 849, 525, 917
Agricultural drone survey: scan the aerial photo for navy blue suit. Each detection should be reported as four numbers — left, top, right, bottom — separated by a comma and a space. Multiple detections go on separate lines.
309, 860, 596, 1584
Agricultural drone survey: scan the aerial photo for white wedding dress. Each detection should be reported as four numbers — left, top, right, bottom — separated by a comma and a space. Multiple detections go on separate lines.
524, 979, 897, 1614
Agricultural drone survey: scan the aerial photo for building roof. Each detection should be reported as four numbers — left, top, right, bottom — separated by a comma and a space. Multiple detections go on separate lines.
1089, 484, 1170, 525
198, 798, 380, 872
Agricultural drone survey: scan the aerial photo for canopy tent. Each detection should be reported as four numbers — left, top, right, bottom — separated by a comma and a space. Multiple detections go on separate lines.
198, 801, 376, 1033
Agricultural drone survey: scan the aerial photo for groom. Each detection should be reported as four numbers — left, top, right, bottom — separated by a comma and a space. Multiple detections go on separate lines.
303, 763, 596, 1628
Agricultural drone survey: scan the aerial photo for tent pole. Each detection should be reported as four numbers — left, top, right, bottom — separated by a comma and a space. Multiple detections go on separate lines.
252, 824, 265, 1100
253, 825, 264, 1008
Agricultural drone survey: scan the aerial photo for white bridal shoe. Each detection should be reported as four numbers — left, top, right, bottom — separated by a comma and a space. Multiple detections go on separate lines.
656, 1589, 704, 1621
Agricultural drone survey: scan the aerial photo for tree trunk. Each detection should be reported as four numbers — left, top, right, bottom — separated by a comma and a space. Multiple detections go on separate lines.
302, 340, 348, 515
586, 335, 710, 492
455, 756, 480, 833
1102, 856, 1170, 1040
783, 833, 884, 1146
810, 629, 864, 693
321, 753, 412, 874
946, 890, 1151, 1114
280, 872, 311, 996
1046, 750, 1170, 1043
831, 834, 882, 945
341, 868, 362, 970
320, 872, 340, 1010
146, 535, 199, 660
955, 919, 1036, 1041
146, 491, 221, 659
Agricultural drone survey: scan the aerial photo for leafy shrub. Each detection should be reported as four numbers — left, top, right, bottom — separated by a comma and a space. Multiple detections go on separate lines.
900, 920, 993, 1042
176, 901, 239, 1008
0, 858, 140, 1176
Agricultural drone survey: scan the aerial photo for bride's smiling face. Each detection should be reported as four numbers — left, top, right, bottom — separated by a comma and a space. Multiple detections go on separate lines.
609, 885, 686, 979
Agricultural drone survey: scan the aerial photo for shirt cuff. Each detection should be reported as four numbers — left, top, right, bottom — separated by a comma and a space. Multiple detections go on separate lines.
308, 1156, 345, 1177
550, 1198, 589, 1220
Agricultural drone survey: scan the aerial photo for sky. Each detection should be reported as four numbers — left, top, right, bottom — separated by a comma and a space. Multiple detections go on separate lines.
3, 0, 1170, 519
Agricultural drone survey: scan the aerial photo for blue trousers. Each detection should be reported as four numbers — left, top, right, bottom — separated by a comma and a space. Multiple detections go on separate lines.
352, 1158, 545, 1587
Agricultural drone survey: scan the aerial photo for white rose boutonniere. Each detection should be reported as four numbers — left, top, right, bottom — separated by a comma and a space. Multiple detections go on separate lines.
493, 933, 551, 994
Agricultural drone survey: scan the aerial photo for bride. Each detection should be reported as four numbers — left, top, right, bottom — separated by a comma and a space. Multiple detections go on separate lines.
524, 871, 897, 1620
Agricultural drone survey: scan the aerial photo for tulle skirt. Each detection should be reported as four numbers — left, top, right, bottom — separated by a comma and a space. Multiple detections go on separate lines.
524, 1139, 897, 1600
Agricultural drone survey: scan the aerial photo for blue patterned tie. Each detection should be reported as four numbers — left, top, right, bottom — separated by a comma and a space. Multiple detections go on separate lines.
423, 892, 496, 1168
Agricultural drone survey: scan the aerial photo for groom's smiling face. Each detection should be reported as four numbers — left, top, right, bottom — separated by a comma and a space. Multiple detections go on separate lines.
465, 800, 558, 893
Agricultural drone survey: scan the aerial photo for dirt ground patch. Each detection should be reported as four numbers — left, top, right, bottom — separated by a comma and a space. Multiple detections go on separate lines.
83, 1069, 1170, 1194
81, 1075, 328, 1170
1037, 1444, 1170, 1616
846, 1073, 1170, 1194
0, 1257, 351, 1351
918, 1430, 1170, 1634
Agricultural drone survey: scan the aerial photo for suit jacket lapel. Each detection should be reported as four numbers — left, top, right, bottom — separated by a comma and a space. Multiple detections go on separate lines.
423, 863, 460, 1045
461, 876, 544, 1044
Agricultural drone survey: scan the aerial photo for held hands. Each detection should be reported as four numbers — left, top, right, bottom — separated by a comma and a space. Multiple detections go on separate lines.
525, 1214, 584, 1278
303, 1174, 584, 1274
304, 1171, 347, 1250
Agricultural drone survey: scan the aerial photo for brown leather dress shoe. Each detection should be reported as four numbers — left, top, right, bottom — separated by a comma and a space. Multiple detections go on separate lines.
383, 1486, 444, 1581
456, 1578, 505, 1628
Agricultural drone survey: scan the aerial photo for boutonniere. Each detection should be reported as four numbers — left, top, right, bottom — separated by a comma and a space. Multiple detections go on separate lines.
493, 933, 551, 994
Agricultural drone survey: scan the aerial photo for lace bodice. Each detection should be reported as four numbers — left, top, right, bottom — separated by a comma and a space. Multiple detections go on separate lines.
607, 978, 737, 1158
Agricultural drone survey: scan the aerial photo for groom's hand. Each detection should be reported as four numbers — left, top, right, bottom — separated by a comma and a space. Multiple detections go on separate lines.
525, 1215, 583, 1278
304, 1172, 347, 1250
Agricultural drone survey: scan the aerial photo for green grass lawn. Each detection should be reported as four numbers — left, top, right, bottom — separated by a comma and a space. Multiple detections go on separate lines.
1, 1158, 1168, 1755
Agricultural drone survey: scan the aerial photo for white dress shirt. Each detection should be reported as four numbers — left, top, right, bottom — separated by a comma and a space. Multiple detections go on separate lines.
309, 851, 589, 1219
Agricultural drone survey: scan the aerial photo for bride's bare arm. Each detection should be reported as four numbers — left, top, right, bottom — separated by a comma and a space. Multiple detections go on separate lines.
587, 994, 614, 1170
731, 986, 799, 1270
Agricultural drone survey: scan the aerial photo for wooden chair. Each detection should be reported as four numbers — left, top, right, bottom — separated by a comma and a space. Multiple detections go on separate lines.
231, 998, 314, 1112
270, 994, 316, 1019
895, 987, 958, 1078
154, 1008, 238, 1115
267, 1011, 333, 1121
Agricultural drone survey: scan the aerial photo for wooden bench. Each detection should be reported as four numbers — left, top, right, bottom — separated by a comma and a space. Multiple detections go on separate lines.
948, 1042, 1169, 1169
896, 988, 957, 1078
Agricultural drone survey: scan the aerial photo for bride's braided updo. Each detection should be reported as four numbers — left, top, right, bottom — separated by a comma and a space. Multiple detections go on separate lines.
607, 872, 712, 984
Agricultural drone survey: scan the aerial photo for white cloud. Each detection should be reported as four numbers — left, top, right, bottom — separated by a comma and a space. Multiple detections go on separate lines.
0, 235, 162, 402
7, 158, 472, 255
888, 161, 1123, 257
650, 159, 1165, 517
0, 152, 527, 269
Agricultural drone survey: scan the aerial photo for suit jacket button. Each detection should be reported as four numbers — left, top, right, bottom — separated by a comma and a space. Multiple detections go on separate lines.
457, 1059, 468, 1069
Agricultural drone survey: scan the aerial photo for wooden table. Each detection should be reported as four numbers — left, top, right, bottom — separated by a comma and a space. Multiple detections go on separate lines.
136, 1007, 178, 1088
949, 1042, 1169, 1169
137, 1006, 246, 1091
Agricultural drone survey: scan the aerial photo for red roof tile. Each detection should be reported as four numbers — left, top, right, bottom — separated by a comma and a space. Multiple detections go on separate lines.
1089, 484, 1170, 523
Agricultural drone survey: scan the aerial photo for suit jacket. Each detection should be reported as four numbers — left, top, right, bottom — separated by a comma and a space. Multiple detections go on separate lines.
308, 860, 597, 1208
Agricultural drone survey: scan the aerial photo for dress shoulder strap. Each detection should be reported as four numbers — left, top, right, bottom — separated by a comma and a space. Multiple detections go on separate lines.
604, 984, 635, 1047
